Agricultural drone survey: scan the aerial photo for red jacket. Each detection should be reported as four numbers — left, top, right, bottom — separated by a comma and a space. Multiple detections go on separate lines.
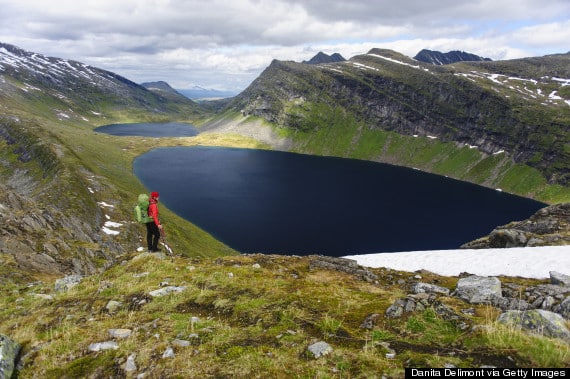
148, 198, 161, 227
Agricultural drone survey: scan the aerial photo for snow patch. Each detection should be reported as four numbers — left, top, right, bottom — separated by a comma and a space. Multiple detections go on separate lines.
344, 245, 570, 279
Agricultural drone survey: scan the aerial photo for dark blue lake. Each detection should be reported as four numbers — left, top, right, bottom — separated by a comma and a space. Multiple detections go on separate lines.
95, 122, 199, 137
133, 146, 546, 256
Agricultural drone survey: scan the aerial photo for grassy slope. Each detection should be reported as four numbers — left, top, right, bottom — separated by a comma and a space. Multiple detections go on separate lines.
2, 254, 568, 378
275, 102, 570, 204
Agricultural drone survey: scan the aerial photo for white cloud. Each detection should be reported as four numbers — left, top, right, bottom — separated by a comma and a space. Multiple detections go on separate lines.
0, 0, 568, 91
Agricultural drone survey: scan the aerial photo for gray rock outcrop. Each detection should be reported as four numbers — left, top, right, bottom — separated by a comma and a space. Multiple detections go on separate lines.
0, 335, 21, 379
463, 203, 570, 248
550, 271, 570, 287
454, 275, 502, 304
309, 256, 378, 281
498, 310, 570, 342
307, 341, 333, 359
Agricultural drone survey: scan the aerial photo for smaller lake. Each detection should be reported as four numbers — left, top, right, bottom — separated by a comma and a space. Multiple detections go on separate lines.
134, 146, 546, 256
94, 122, 199, 137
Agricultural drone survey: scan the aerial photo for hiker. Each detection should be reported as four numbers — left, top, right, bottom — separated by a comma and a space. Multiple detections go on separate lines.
147, 191, 163, 252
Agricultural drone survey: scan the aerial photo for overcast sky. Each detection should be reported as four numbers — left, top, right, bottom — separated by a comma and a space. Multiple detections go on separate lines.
1, 0, 569, 93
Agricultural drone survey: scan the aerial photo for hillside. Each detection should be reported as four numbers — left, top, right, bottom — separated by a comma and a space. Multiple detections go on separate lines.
1, 42, 570, 377
0, 42, 238, 284
223, 48, 570, 202
2, 253, 570, 378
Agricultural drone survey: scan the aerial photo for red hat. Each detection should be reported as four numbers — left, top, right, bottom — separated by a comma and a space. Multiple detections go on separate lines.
150, 191, 159, 199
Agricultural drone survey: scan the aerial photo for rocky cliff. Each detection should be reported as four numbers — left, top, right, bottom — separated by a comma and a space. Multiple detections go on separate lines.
463, 202, 570, 248
226, 49, 570, 187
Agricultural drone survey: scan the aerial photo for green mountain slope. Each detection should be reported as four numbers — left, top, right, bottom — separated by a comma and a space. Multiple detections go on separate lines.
225, 49, 570, 202
0, 43, 236, 284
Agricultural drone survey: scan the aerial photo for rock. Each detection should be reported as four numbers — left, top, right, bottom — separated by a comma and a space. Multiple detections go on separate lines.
124, 353, 137, 372
162, 347, 175, 359
108, 329, 132, 339
455, 275, 502, 304
489, 229, 528, 248
385, 299, 406, 318
105, 300, 123, 313
148, 286, 186, 297
550, 271, 570, 287
309, 256, 378, 281
0, 334, 21, 379
490, 296, 529, 311
411, 282, 450, 295
555, 297, 570, 319
498, 310, 570, 342
462, 203, 570, 248
55, 275, 82, 292
307, 341, 333, 359
88, 341, 119, 352
360, 313, 380, 329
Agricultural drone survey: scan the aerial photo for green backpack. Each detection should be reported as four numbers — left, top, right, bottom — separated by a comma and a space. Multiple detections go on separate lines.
134, 194, 154, 223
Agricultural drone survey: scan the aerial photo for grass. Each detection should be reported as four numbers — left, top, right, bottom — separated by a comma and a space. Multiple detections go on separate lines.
281, 111, 570, 204
2, 253, 569, 378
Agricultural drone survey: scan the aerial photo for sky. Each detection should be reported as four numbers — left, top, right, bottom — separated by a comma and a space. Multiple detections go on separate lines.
0, 0, 569, 93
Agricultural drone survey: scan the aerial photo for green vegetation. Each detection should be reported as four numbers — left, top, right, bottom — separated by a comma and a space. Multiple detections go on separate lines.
2, 254, 569, 378
273, 104, 569, 203
1, 44, 570, 378
0, 254, 570, 378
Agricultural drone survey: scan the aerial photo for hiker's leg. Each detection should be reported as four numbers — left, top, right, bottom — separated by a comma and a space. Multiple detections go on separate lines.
150, 223, 161, 251
146, 222, 153, 251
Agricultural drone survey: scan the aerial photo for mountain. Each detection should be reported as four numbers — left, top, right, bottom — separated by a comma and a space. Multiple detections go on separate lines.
0, 43, 202, 122
414, 49, 492, 65
0, 43, 221, 282
224, 48, 570, 196
303, 52, 346, 64
141, 80, 191, 102
177, 86, 237, 99
1, 42, 570, 378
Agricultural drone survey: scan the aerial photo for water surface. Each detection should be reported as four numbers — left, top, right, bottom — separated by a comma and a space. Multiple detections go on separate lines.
134, 146, 545, 256
95, 122, 199, 137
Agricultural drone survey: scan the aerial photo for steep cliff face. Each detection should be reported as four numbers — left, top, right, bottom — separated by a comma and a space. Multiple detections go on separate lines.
226, 49, 570, 186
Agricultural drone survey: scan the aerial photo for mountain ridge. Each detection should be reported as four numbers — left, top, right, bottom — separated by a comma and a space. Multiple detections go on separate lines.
225, 48, 570, 192
414, 49, 492, 65
1, 41, 570, 378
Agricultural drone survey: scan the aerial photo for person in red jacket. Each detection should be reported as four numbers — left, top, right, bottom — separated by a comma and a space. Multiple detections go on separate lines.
146, 191, 163, 252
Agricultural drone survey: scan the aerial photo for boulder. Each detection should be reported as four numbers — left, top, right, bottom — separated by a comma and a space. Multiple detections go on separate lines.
550, 272, 570, 287
555, 297, 570, 319
455, 275, 502, 304
498, 309, 570, 342
411, 282, 450, 295
55, 275, 82, 292
88, 341, 119, 352
0, 334, 21, 379
488, 229, 527, 248
307, 341, 333, 359
149, 286, 186, 297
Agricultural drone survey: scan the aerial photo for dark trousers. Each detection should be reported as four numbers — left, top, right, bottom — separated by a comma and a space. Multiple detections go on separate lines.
146, 222, 160, 252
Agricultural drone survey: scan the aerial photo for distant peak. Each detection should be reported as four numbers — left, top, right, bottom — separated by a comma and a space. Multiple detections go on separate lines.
303, 52, 346, 65
414, 49, 492, 65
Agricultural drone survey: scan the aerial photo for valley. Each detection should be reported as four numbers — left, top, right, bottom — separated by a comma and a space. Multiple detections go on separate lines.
1, 42, 570, 377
